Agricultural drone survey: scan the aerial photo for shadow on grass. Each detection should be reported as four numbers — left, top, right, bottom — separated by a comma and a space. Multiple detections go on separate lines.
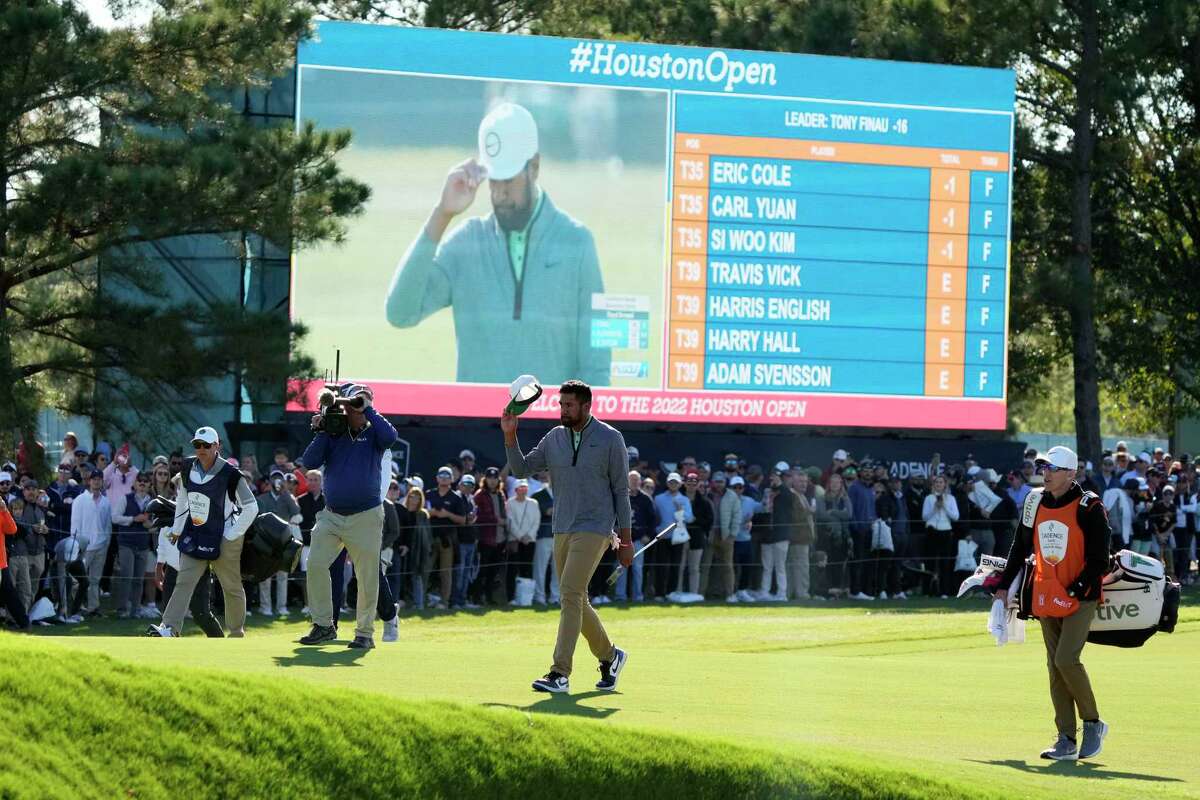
272, 644, 371, 668
483, 690, 620, 721
967, 759, 1184, 783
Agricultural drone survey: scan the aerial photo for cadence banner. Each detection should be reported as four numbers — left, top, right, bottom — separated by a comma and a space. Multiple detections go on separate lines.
291, 22, 1015, 430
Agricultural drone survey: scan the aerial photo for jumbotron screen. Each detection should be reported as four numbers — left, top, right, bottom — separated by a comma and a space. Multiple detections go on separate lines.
291, 22, 1014, 429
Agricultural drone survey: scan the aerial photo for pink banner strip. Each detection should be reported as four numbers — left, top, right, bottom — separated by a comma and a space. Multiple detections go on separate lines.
290, 381, 1006, 430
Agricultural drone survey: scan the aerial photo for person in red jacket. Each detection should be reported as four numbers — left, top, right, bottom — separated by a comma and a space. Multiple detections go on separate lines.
472, 468, 508, 605
0, 497, 31, 630
993, 446, 1112, 762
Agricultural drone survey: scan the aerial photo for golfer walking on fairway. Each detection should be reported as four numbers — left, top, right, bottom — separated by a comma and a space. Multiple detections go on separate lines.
504, 379, 632, 693
992, 446, 1112, 760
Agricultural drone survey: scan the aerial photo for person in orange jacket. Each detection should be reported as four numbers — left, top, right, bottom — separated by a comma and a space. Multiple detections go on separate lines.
0, 497, 31, 630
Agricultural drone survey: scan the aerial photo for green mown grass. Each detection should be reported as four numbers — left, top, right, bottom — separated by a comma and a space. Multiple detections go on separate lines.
1, 640, 979, 800
9, 595, 1200, 799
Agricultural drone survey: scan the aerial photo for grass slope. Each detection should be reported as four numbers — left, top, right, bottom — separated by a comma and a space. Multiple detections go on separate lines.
1, 640, 977, 800
13, 596, 1200, 799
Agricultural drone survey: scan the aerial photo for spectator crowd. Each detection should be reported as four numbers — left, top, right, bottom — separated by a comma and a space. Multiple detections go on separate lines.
1, 431, 1195, 633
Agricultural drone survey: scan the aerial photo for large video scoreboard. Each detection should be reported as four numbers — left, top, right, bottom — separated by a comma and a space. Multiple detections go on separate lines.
292, 24, 1014, 429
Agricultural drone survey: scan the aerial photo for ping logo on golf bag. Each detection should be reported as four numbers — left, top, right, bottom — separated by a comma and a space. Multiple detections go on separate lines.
1096, 601, 1141, 621
1036, 519, 1070, 565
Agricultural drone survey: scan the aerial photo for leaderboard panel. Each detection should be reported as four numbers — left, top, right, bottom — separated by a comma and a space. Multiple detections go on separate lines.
668, 93, 1009, 405
293, 23, 1014, 429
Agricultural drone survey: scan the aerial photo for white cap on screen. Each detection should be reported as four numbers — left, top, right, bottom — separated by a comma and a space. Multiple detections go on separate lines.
478, 103, 538, 181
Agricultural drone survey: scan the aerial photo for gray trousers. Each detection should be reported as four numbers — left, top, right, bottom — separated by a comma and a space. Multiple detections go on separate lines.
83, 547, 108, 611
8, 553, 45, 613
115, 546, 152, 615
162, 535, 246, 636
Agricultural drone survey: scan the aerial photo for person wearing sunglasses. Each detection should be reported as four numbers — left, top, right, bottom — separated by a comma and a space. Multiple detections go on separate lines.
991, 446, 1113, 761
149, 426, 258, 637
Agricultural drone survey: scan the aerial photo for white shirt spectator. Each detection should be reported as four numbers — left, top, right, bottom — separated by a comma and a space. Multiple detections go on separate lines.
922, 492, 959, 531
506, 495, 540, 544
1173, 492, 1197, 529
70, 491, 112, 553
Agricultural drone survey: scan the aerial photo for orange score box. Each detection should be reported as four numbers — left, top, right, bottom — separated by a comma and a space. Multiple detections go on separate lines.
927, 200, 970, 234
927, 233, 968, 268
668, 356, 704, 390
925, 364, 965, 396
672, 256, 706, 288
926, 298, 965, 332
673, 222, 707, 256
929, 169, 970, 202
926, 266, 967, 300
670, 289, 706, 321
669, 322, 705, 355
675, 133, 1010, 172
925, 331, 965, 364
675, 154, 710, 187
674, 187, 708, 221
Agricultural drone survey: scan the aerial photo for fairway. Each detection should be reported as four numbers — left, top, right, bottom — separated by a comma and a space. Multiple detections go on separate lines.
19, 598, 1200, 799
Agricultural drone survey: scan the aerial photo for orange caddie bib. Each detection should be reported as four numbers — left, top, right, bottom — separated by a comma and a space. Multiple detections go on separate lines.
1031, 498, 1088, 617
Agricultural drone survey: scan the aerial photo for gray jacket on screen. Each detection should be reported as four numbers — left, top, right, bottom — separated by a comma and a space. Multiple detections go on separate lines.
505, 416, 631, 536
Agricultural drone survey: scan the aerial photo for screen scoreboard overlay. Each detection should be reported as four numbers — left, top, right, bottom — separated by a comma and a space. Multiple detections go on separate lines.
293, 23, 1015, 429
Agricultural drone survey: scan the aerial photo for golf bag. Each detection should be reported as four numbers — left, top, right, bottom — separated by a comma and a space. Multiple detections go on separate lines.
958, 549, 1180, 649
144, 496, 303, 584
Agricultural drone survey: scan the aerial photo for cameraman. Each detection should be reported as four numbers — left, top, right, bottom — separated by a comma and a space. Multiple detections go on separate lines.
300, 383, 398, 649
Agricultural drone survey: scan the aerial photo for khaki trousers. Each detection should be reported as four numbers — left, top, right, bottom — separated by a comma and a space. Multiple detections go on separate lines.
787, 543, 810, 599
552, 533, 615, 677
307, 506, 384, 639
8, 553, 45, 613
83, 547, 108, 612
162, 534, 246, 636
1040, 600, 1099, 736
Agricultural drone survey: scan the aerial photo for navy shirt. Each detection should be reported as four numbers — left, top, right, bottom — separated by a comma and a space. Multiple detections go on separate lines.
301, 407, 398, 515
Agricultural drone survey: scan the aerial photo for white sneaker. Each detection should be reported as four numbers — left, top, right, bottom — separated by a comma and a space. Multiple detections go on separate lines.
878, 591, 889, 600
894, 591, 908, 600
725, 593, 740, 603
301, 606, 310, 616
850, 592, 873, 601
147, 623, 175, 637
382, 618, 399, 642
259, 608, 275, 617
65, 614, 84, 624
768, 593, 788, 602
736, 589, 756, 603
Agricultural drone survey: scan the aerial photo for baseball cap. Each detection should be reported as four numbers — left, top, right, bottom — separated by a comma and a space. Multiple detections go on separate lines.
627, 446, 640, 460
460, 474, 477, 486
729, 475, 745, 486
0, 472, 11, 483
269, 468, 286, 479
1138, 451, 1152, 464
711, 471, 727, 483
1036, 446, 1079, 471
832, 449, 848, 461
478, 102, 538, 181
966, 465, 981, 477
515, 479, 529, 488
666, 472, 682, 484
1163, 484, 1176, 494
459, 449, 475, 460
408, 476, 424, 490
1122, 477, 1139, 491
192, 426, 219, 446
843, 466, 858, 476
774, 461, 790, 473
685, 472, 699, 481
436, 467, 453, 478
284, 473, 299, 483
484, 466, 500, 478
74, 448, 89, 456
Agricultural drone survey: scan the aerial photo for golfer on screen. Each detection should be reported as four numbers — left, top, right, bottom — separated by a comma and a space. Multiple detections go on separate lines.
386, 102, 610, 386
504, 379, 632, 693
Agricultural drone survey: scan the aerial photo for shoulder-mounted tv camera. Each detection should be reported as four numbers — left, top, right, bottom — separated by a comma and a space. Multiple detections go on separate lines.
313, 382, 372, 437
